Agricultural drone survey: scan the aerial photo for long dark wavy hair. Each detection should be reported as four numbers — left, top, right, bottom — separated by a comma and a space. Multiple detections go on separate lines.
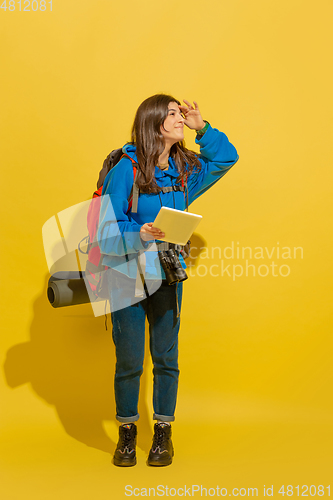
130, 94, 202, 194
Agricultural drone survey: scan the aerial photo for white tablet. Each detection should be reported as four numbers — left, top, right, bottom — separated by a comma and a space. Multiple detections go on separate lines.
153, 207, 202, 246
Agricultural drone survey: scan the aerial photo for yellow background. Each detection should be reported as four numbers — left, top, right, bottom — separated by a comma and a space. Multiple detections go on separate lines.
1, 0, 332, 498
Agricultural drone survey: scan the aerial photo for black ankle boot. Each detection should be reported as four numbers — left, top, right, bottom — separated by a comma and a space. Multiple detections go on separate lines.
147, 423, 174, 466
113, 423, 137, 467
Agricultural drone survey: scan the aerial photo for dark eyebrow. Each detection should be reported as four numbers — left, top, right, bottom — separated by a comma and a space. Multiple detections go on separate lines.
168, 108, 179, 113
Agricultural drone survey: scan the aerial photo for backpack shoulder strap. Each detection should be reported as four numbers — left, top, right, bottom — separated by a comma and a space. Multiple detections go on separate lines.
119, 153, 139, 214
182, 174, 189, 212
130, 169, 139, 213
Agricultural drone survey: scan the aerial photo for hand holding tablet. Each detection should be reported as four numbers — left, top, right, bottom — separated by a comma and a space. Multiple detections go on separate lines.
152, 207, 202, 246
140, 222, 165, 242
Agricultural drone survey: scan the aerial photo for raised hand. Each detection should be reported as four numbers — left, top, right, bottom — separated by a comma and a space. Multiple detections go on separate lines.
179, 100, 205, 131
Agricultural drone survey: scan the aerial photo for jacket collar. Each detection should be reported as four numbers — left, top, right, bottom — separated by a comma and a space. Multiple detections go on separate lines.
122, 143, 180, 179
154, 160, 180, 179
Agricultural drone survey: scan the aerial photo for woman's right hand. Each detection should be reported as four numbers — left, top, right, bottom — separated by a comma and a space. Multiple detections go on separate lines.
140, 222, 165, 242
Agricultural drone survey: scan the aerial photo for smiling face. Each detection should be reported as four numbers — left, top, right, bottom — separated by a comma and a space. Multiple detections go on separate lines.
160, 102, 185, 147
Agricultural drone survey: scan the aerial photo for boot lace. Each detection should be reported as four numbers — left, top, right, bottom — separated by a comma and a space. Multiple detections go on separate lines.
153, 425, 167, 449
120, 426, 134, 449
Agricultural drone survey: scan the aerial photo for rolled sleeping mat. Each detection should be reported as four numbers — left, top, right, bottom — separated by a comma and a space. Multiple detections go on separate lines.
47, 272, 91, 308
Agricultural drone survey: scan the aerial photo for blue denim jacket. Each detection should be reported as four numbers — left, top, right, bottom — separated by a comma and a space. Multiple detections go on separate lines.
97, 124, 239, 280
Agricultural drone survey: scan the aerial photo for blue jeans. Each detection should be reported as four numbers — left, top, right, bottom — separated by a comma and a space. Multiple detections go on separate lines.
107, 269, 183, 423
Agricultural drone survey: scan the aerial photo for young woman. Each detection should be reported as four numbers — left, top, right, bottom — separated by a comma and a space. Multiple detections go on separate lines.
98, 94, 239, 467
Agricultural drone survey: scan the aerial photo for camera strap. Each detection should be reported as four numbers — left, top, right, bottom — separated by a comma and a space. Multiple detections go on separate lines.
135, 250, 146, 298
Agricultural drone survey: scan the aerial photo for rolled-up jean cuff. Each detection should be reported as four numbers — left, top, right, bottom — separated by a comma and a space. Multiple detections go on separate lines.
153, 413, 175, 422
116, 413, 140, 423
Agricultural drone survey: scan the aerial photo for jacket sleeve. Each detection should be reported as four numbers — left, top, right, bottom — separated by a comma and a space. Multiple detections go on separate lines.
187, 124, 239, 205
97, 157, 149, 256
